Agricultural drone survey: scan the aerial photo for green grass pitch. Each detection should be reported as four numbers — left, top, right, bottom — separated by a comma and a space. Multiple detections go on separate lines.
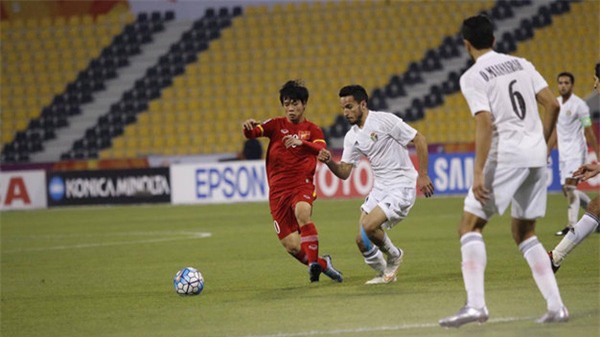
1, 194, 598, 337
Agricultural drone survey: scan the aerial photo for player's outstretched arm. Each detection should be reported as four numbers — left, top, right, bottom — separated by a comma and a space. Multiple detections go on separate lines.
242, 119, 260, 131
573, 163, 600, 182
242, 119, 262, 138
318, 149, 353, 180
584, 126, 599, 160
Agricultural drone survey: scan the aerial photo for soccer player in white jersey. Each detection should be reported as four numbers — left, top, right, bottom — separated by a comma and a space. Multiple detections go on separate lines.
438, 15, 566, 328
549, 63, 600, 272
547, 72, 599, 236
317, 84, 434, 285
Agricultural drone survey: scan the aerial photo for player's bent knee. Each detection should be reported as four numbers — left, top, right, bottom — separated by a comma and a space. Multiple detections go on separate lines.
279, 233, 301, 254
458, 212, 487, 237
564, 188, 576, 203
586, 196, 600, 217
511, 219, 536, 244
283, 244, 301, 255
294, 201, 313, 226
355, 234, 368, 251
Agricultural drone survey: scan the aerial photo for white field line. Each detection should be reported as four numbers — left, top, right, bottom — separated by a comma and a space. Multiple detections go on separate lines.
232, 316, 532, 337
3, 231, 211, 253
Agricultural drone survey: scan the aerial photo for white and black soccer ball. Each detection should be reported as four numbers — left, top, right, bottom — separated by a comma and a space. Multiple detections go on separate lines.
173, 267, 204, 296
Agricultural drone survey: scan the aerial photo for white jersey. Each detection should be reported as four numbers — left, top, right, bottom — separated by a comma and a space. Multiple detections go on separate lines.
460, 51, 549, 168
341, 110, 418, 190
556, 94, 590, 161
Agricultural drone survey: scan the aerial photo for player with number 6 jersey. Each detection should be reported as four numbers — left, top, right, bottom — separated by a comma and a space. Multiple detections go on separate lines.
439, 15, 564, 328
459, 45, 549, 168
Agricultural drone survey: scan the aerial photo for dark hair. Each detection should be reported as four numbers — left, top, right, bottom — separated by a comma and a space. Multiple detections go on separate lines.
339, 85, 369, 104
595, 63, 600, 78
557, 72, 575, 84
279, 80, 309, 105
461, 15, 494, 49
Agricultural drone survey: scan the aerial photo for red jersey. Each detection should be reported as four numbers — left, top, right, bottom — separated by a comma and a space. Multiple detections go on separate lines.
243, 117, 326, 196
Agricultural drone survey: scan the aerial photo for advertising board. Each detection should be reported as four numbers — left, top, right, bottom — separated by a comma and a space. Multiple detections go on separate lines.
47, 168, 171, 206
0, 170, 47, 210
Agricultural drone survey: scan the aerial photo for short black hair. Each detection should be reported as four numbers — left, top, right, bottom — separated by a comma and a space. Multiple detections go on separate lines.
557, 72, 575, 84
595, 63, 600, 78
339, 85, 369, 104
279, 80, 309, 105
461, 14, 494, 49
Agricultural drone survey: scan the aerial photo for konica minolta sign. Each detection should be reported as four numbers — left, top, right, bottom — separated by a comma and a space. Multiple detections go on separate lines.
47, 168, 171, 206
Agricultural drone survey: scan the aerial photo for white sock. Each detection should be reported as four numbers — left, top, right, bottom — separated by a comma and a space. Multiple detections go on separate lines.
519, 236, 564, 311
566, 188, 579, 226
553, 213, 600, 265
460, 232, 486, 309
380, 232, 400, 257
362, 246, 386, 274
576, 190, 591, 209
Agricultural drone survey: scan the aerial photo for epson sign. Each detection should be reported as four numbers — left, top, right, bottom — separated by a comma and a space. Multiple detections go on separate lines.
171, 161, 269, 204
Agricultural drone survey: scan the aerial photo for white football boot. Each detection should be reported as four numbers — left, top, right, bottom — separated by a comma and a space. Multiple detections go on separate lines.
322, 255, 343, 282
536, 306, 569, 323
382, 248, 403, 283
365, 273, 397, 285
439, 305, 489, 328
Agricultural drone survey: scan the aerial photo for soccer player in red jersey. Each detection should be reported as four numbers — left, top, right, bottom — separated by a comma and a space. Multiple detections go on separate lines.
242, 80, 343, 283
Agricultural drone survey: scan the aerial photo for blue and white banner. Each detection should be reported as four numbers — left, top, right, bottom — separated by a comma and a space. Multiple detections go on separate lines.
171, 160, 269, 204
428, 150, 561, 195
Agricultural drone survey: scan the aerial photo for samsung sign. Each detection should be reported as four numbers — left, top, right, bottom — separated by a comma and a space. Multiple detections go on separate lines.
428, 151, 561, 195
47, 168, 171, 206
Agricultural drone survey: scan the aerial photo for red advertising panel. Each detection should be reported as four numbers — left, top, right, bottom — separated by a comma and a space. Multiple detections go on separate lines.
314, 154, 423, 199
0, 171, 47, 210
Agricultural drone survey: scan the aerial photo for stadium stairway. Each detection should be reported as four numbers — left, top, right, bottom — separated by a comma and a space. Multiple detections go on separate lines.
2, 13, 146, 163
327, 0, 576, 147
2, 1, 590, 163
385, 0, 554, 115
28, 12, 187, 163
63, 9, 238, 160
1, 13, 135, 163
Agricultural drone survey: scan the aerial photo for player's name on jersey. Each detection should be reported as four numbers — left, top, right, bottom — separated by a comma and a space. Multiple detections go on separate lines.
479, 59, 524, 82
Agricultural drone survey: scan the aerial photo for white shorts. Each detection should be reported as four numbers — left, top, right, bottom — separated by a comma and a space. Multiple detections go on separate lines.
361, 186, 416, 230
559, 158, 585, 185
464, 165, 547, 221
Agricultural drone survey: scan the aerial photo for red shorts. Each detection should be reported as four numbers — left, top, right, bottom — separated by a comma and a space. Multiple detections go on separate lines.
269, 184, 316, 240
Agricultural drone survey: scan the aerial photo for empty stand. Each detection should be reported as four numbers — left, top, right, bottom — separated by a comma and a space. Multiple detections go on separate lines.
98, 0, 495, 159
410, 0, 599, 145
1, 10, 136, 163
3, 0, 597, 164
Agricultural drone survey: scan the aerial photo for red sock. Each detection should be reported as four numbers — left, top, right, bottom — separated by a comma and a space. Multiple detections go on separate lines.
290, 246, 327, 269
290, 250, 308, 265
317, 257, 327, 270
300, 222, 319, 264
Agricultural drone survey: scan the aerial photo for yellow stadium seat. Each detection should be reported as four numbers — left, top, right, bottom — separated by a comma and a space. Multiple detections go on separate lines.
57, 0, 507, 157
138, 137, 152, 152
111, 137, 126, 150
82, 15, 93, 25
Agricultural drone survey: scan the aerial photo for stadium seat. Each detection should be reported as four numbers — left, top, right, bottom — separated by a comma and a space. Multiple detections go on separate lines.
1, 9, 138, 163
13, 0, 592, 162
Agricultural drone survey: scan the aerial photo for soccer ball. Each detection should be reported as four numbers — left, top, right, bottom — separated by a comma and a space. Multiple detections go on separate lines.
173, 267, 204, 296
